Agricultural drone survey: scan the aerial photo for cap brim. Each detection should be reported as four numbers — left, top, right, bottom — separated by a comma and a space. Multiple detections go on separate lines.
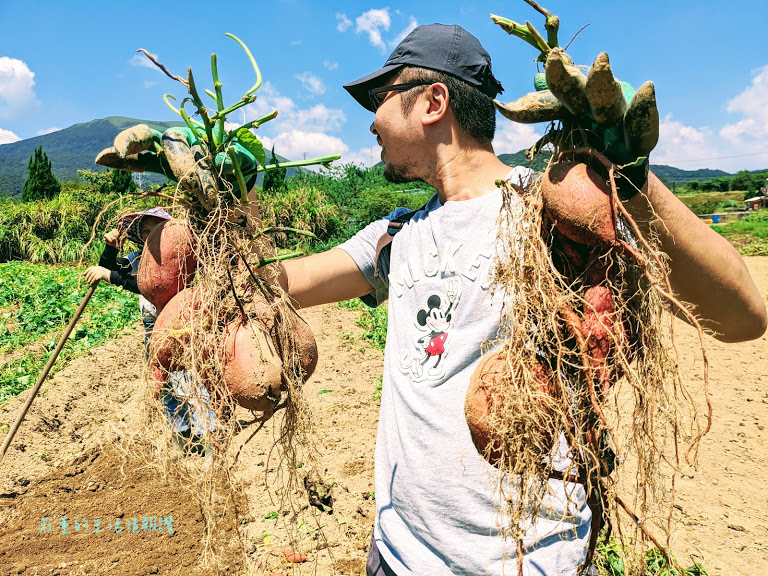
116, 209, 171, 229
343, 64, 402, 112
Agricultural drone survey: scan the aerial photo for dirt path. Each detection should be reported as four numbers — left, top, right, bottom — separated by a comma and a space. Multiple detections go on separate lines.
0, 257, 766, 576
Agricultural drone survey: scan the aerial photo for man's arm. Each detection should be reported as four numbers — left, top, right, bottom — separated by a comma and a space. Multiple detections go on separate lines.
279, 248, 375, 309
626, 172, 767, 342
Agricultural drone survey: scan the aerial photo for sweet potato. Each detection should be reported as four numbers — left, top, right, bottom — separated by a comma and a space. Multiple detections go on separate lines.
465, 350, 554, 467
138, 220, 197, 312
582, 284, 623, 395
147, 287, 201, 391
284, 309, 319, 381
541, 161, 615, 247
221, 318, 283, 412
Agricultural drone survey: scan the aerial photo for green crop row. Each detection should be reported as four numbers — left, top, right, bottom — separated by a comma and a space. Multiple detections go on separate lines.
0, 261, 140, 402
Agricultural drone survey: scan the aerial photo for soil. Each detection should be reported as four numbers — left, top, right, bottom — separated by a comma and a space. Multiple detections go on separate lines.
1, 257, 766, 576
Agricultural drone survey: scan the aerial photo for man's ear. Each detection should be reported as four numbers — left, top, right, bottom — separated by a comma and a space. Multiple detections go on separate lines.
421, 83, 449, 126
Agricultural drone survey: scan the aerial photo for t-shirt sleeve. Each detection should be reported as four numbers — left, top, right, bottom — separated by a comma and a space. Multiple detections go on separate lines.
335, 207, 414, 308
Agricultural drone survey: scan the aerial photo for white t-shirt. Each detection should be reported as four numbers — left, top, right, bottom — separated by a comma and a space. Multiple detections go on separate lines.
337, 167, 591, 576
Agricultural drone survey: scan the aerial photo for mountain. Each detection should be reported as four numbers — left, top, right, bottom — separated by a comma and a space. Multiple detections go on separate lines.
0, 117, 291, 199
648, 164, 731, 183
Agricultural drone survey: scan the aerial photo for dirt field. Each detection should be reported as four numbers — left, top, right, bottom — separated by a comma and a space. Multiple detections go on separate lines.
0, 257, 766, 576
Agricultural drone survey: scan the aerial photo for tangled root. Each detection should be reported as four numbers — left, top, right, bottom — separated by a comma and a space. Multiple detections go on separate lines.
484, 144, 710, 575
129, 176, 322, 569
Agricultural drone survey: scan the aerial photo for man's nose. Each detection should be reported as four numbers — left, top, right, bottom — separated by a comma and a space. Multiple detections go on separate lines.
370, 122, 378, 136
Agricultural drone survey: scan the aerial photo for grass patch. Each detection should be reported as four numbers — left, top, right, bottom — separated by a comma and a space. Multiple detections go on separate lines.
594, 536, 707, 575
338, 298, 388, 350
712, 209, 768, 256
0, 261, 140, 402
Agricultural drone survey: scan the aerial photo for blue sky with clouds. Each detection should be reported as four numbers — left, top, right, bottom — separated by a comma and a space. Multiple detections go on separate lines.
2, 0, 768, 171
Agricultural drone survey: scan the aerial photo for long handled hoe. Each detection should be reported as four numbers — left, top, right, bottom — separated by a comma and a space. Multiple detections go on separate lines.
0, 284, 98, 466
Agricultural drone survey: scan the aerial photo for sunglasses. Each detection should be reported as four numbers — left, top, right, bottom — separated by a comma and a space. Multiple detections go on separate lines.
368, 81, 434, 112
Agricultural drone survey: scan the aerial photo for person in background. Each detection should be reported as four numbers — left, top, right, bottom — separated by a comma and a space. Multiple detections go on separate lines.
84, 207, 171, 347
84, 208, 215, 456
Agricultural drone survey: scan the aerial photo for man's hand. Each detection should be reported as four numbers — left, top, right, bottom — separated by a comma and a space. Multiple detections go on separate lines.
494, 48, 660, 199
84, 266, 111, 286
104, 228, 124, 249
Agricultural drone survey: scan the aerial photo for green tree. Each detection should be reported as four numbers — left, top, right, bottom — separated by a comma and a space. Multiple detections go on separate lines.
110, 169, 137, 195
21, 146, 61, 202
263, 145, 287, 192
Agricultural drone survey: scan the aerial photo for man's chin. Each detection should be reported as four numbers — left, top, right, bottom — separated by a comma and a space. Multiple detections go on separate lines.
383, 162, 419, 184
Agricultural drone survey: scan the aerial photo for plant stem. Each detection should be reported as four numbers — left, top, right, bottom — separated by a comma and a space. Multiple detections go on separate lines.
163, 94, 205, 129
186, 68, 216, 150
228, 147, 249, 203
490, 15, 544, 53
225, 33, 262, 96
257, 251, 305, 268
255, 154, 341, 173
211, 53, 226, 146
178, 101, 206, 142
254, 227, 317, 239
210, 95, 257, 121
137, 49, 188, 87
239, 111, 278, 132
525, 20, 551, 54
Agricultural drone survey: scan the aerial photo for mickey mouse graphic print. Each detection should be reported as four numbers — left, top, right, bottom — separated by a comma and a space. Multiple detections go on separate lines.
399, 278, 461, 382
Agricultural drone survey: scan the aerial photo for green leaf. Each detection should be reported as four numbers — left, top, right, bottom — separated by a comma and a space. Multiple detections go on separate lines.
264, 511, 278, 519
235, 128, 266, 167
317, 389, 334, 395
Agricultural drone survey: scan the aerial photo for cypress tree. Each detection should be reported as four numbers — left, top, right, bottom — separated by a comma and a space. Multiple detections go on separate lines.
22, 146, 61, 202
263, 145, 286, 192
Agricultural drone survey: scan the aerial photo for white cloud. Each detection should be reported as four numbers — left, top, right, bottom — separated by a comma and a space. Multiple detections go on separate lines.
343, 144, 381, 168
36, 126, 60, 136
243, 83, 345, 134
246, 82, 296, 120
290, 39, 302, 46
0, 57, 39, 120
323, 59, 339, 71
388, 16, 418, 49
356, 9, 391, 53
336, 12, 352, 32
492, 121, 542, 155
720, 65, 768, 145
652, 114, 720, 167
129, 52, 160, 69
262, 130, 349, 163
294, 72, 326, 95
0, 128, 21, 145
144, 80, 158, 89
236, 83, 348, 162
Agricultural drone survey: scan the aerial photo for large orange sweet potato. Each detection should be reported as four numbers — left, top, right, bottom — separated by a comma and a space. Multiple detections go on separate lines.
138, 220, 197, 312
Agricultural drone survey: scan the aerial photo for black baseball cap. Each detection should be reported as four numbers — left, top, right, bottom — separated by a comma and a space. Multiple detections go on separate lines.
344, 23, 503, 112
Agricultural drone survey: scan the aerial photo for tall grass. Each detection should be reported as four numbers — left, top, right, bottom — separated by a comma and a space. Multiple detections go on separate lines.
0, 185, 142, 264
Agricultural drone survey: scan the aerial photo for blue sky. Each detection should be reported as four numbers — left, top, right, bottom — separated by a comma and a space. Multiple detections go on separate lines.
2, 0, 768, 172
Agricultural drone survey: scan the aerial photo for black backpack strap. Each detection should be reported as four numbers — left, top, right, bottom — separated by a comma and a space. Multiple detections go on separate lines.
373, 206, 424, 278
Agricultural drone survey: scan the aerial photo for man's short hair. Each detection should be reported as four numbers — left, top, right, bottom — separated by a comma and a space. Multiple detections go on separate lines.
397, 66, 499, 145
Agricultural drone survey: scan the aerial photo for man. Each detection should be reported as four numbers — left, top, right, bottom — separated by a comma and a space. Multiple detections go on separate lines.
278, 23, 767, 576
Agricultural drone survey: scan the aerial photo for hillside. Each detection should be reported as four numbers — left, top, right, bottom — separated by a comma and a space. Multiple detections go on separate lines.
649, 164, 731, 183
0, 117, 290, 198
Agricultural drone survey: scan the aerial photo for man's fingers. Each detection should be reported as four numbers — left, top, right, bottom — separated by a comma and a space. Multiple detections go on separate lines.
586, 52, 626, 127
114, 124, 161, 157
162, 130, 198, 183
494, 90, 567, 124
95, 147, 164, 173
545, 48, 589, 116
623, 81, 660, 157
